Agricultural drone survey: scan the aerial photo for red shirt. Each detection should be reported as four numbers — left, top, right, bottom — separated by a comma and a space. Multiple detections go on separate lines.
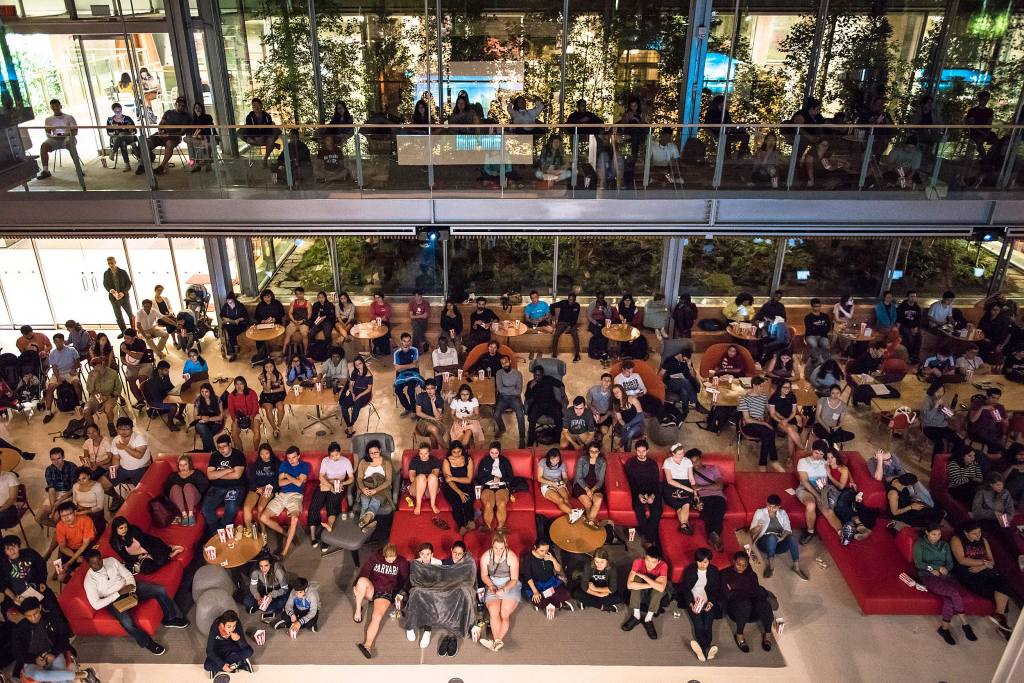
227, 389, 260, 418
409, 299, 430, 318
16, 333, 51, 357
631, 557, 668, 580
370, 301, 391, 321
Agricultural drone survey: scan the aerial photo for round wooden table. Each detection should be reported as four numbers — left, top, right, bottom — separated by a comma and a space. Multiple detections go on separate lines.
0, 448, 21, 472
602, 323, 640, 343
493, 321, 529, 338
203, 531, 264, 568
548, 515, 606, 555
837, 323, 882, 343
726, 322, 759, 342
245, 324, 285, 343
940, 326, 984, 344
351, 321, 389, 340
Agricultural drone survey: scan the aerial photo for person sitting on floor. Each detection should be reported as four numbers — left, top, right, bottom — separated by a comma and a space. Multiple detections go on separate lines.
573, 547, 620, 611
273, 576, 320, 635
620, 545, 669, 640
521, 539, 572, 619
10, 596, 92, 683
204, 610, 254, 678
244, 554, 289, 623
721, 551, 776, 653
405, 541, 477, 657
679, 547, 722, 663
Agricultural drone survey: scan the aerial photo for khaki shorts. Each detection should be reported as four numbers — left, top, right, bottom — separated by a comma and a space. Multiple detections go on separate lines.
125, 362, 154, 380
266, 492, 303, 517
796, 487, 824, 509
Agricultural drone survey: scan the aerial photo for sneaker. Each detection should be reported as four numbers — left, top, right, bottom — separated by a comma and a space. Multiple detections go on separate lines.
689, 639, 706, 662
239, 659, 254, 673
479, 637, 497, 651
84, 667, 99, 683
419, 628, 432, 649
561, 601, 575, 612
938, 627, 956, 645
36, 170, 52, 180
799, 531, 816, 546
962, 623, 977, 641
145, 641, 166, 655
272, 619, 288, 630
792, 566, 810, 581
642, 621, 658, 640
437, 635, 450, 657
546, 603, 556, 620
43, 413, 54, 424
310, 624, 318, 633
162, 617, 189, 628
406, 628, 416, 642
763, 564, 774, 579
246, 605, 258, 615
446, 635, 459, 657
707, 645, 718, 660
990, 613, 1012, 634
213, 674, 231, 683
568, 508, 584, 524
621, 615, 640, 631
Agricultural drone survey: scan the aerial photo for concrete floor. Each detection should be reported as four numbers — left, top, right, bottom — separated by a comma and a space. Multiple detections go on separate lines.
0, 326, 1011, 682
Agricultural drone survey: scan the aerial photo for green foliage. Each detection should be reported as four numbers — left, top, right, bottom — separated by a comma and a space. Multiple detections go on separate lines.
901, 239, 997, 295
364, 15, 416, 116
681, 239, 777, 295
558, 238, 663, 295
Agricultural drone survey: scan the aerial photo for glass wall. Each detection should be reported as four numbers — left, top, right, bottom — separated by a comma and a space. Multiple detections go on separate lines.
448, 237, 554, 297
35, 238, 131, 326
125, 237, 179, 307
780, 238, 889, 297
557, 237, 663, 296
679, 237, 778, 297
0, 240, 49, 327
896, 237, 996, 298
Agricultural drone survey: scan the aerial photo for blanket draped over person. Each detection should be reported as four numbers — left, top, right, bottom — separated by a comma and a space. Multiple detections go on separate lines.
404, 556, 477, 636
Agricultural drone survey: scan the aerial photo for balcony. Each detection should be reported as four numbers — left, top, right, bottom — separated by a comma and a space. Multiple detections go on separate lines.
3, 121, 1023, 236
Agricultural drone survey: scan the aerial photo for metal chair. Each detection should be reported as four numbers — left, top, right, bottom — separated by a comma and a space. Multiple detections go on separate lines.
1, 481, 33, 544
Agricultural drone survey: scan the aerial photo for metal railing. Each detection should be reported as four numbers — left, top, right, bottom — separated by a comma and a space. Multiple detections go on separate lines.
6, 120, 1023, 196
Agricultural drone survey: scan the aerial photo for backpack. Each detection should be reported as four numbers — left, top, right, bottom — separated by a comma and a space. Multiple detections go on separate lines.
698, 319, 726, 332
54, 381, 78, 413
148, 495, 178, 528
61, 418, 87, 440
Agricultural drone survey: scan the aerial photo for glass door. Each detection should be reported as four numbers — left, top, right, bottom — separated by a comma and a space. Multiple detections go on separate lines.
0, 240, 51, 328
36, 239, 131, 327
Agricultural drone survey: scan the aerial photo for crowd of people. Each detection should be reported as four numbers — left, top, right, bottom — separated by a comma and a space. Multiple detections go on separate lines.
3, 264, 1024, 679
33, 87, 1016, 192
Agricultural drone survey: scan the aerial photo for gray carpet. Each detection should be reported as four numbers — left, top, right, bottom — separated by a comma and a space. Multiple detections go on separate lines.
73, 537, 786, 668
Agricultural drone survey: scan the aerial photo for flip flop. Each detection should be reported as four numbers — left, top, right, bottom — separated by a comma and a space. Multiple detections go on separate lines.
353, 614, 362, 623
432, 516, 450, 530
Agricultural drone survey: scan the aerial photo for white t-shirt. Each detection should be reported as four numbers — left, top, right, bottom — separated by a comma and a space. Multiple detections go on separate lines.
45, 113, 77, 137
692, 568, 708, 602
956, 356, 983, 373
798, 457, 828, 488
650, 141, 680, 165
0, 471, 17, 508
109, 432, 151, 471
320, 456, 353, 481
432, 347, 459, 367
663, 456, 693, 482
451, 397, 479, 419
614, 372, 647, 396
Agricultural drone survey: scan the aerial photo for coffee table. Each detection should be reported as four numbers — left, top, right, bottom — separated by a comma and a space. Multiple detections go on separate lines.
245, 324, 285, 343
203, 530, 264, 569
0, 448, 20, 472
285, 386, 340, 434
726, 322, 759, 342
602, 323, 640, 343
548, 514, 606, 555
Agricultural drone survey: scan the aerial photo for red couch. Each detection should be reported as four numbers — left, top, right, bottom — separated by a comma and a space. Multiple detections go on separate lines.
532, 449, 610, 519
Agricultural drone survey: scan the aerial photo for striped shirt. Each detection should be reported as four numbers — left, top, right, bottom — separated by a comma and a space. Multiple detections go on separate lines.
737, 392, 769, 421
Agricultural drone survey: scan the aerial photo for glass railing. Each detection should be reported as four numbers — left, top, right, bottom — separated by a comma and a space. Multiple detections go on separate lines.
5, 121, 1023, 196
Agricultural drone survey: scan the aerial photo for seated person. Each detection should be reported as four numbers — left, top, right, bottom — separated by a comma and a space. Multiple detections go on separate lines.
226, 376, 263, 447
620, 546, 669, 640
623, 441, 661, 542
912, 523, 974, 645
308, 291, 337, 346
319, 348, 349, 391
467, 297, 498, 348
714, 345, 747, 376
614, 360, 653, 413
285, 354, 316, 387
794, 442, 839, 550
561, 396, 596, 449
970, 473, 1015, 525
0, 535, 66, 629
405, 541, 477, 656
1003, 443, 1024, 505
470, 341, 503, 377
650, 127, 683, 183
244, 555, 289, 621
142, 360, 186, 431
739, 377, 783, 472
10, 596, 85, 683
660, 347, 701, 417
887, 473, 944, 528
37, 447, 77, 530
413, 379, 447, 448
525, 365, 565, 446
662, 443, 696, 535
474, 443, 513, 531
354, 441, 393, 532
749, 494, 806, 579
690, 450, 728, 551
53, 501, 95, 582
572, 443, 606, 529
407, 444, 442, 517
521, 540, 572, 618
140, 96, 192, 175
308, 442, 353, 547
968, 388, 1007, 457
927, 290, 956, 329
956, 346, 989, 379
950, 521, 1014, 635
82, 549, 187, 654
768, 379, 807, 451
449, 383, 485, 447
204, 610, 254, 676
108, 516, 182, 575
202, 434, 247, 532
241, 97, 279, 166
946, 449, 984, 505
869, 448, 935, 507
260, 446, 309, 558
920, 350, 957, 382
174, 309, 199, 353
182, 349, 209, 380
71, 467, 106, 537
573, 548, 621, 611
440, 301, 464, 349
537, 448, 580, 520
431, 336, 460, 376
535, 135, 571, 184
586, 373, 614, 443
273, 577, 319, 635
813, 384, 855, 449
163, 455, 208, 526
722, 293, 754, 323
846, 342, 888, 406
882, 135, 923, 187
354, 544, 410, 659
219, 292, 251, 361
523, 290, 553, 333
316, 136, 351, 183
393, 333, 425, 417
42, 333, 82, 424
272, 129, 313, 184
764, 348, 798, 383
721, 551, 777, 653
285, 288, 310, 356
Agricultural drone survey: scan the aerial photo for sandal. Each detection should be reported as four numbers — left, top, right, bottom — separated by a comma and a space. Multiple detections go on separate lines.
432, 516, 450, 530
734, 634, 750, 653
353, 613, 362, 623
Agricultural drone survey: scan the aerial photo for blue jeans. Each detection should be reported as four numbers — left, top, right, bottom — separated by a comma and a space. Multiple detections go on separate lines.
357, 494, 382, 518
195, 421, 224, 452
665, 377, 696, 407
202, 486, 244, 531
756, 534, 799, 562
621, 413, 646, 450
107, 581, 182, 648
23, 654, 75, 682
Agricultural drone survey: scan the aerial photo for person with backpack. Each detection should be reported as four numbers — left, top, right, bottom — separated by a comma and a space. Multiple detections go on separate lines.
42, 333, 82, 424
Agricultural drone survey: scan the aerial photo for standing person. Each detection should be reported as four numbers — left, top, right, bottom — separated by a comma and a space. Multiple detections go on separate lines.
494, 354, 526, 448
82, 549, 188, 655
353, 543, 410, 659
620, 546, 669, 640
550, 293, 581, 362
679, 547, 722, 662
749, 494, 805, 579
308, 442, 353, 548
35, 98, 84, 182
103, 256, 133, 338
204, 610, 254, 677
479, 532, 521, 652
721, 551, 776, 653
897, 291, 923, 362
573, 547, 620, 611
624, 440, 661, 543
441, 441, 476, 535
408, 291, 431, 353
913, 523, 975, 645
201, 434, 246, 532
260, 446, 309, 558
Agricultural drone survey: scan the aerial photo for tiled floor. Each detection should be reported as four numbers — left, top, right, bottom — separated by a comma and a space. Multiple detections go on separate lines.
0, 326, 1011, 681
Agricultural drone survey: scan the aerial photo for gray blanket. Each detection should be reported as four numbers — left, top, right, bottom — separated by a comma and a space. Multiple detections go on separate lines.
404, 557, 478, 636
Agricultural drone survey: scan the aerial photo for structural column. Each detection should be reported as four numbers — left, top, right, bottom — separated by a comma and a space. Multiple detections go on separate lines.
204, 237, 232, 324
165, 0, 204, 106
197, 0, 238, 154
680, 0, 714, 138
233, 237, 258, 297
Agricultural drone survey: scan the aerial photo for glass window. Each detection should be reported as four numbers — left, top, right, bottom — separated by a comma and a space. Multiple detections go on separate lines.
171, 238, 216, 302
0, 240, 50, 327
447, 237, 554, 298
679, 237, 778, 297
1000, 240, 1024, 300
557, 237, 664, 296
35, 238, 129, 326
17, 1, 70, 18
332, 237, 443, 297
780, 238, 889, 298
125, 238, 180, 308
896, 238, 995, 298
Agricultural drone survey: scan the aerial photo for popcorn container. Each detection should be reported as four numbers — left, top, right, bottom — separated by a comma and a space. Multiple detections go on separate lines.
333, 479, 340, 493
254, 629, 266, 646
315, 381, 322, 393
53, 558, 63, 575
627, 527, 636, 542
109, 465, 118, 480
457, 369, 463, 379
474, 485, 482, 499
478, 369, 485, 380
289, 627, 297, 640
217, 528, 227, 544
204, 545, 217, 561
263, 484, 273, 498
259, 594, 272, 611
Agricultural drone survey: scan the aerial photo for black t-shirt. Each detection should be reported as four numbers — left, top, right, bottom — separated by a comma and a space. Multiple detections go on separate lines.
768, 392, 797, 419
415, 391, 443, 417
553, 300, 581, 325
409, 457, 440, 477
120, 338, 154, 365
470, 309, 498, 330
319, 148, 342, 169
208, 448, 246, 489
564, 407, 596, 434
804, 312, 831, 337
661, 355, 689, 378
588, 568, 610, 588
897, 302, 921, 329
